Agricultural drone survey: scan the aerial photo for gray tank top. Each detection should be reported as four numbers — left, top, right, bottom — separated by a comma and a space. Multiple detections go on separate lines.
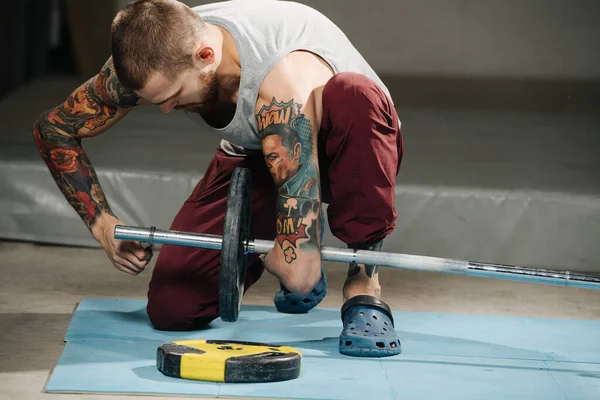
186, 0, 396, 155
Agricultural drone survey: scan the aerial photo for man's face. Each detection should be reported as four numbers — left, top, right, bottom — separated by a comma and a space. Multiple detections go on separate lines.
262, 135, 301, 187
136, 67, 219, 114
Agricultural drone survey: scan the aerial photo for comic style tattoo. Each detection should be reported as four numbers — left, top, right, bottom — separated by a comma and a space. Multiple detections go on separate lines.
256, 97, 321, 264
33, 58, 138, 230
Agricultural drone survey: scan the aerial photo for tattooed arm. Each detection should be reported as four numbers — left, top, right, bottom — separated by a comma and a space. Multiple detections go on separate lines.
256, 53, 332, 294
32, 57, 150, 275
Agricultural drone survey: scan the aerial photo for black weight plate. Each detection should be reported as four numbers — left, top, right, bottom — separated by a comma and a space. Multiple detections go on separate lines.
156, 340, 302, 383
225, 351, 302, 383
157, 343, 205, 378
219, 168, 252, 322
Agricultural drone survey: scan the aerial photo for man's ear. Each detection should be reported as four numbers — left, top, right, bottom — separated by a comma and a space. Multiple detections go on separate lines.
193, 42, 215, 65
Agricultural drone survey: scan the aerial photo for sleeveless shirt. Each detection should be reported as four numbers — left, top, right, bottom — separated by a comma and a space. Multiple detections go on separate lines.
186, 0, 396, 155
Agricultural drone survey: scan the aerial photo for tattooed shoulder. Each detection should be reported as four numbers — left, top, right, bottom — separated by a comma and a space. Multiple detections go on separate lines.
93, 58, 139, 108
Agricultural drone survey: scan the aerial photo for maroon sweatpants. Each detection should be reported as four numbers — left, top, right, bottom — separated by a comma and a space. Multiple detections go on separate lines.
147, 72, 403, 330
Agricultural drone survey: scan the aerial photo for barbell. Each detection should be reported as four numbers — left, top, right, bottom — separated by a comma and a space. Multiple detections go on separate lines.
114, 168, 600, 322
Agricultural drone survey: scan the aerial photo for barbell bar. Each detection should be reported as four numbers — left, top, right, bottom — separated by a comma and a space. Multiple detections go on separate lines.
113, 167, 600, 322
114, 224, 600, 290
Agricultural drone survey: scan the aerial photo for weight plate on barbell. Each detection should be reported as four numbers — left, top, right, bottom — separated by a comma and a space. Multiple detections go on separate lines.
157, 340, 302, 383
219, 167, 252, 322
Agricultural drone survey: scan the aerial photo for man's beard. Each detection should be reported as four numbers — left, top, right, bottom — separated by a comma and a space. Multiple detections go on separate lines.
175, 70, 219, 113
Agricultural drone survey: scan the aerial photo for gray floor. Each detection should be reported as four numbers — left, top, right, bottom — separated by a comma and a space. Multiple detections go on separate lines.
1, 240, 599, 400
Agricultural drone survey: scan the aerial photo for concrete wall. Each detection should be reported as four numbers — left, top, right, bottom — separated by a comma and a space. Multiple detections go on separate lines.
116, 0, 600, 80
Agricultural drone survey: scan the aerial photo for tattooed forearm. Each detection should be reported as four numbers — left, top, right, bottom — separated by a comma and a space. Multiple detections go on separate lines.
33, 123, 114, 229
32, 58, 138, 230
257, 97, 321, 263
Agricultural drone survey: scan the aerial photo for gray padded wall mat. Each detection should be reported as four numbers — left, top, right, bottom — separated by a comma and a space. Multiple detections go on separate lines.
1, 78, 599, 273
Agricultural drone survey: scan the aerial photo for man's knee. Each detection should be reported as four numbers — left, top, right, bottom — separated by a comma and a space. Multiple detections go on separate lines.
324, 72, 388, 108
325, 71, 377, 90
146, 288, 218, 331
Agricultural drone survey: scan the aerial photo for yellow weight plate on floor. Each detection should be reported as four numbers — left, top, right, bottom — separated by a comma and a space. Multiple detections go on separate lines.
156, 339, 302, 383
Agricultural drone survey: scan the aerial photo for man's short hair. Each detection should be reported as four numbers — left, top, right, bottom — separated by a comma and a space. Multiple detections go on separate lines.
261, 124, 302, 159
111, 0, 206, 90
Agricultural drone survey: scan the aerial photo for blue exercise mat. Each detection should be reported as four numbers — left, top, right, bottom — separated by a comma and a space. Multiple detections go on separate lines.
45, 298, 600, 399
